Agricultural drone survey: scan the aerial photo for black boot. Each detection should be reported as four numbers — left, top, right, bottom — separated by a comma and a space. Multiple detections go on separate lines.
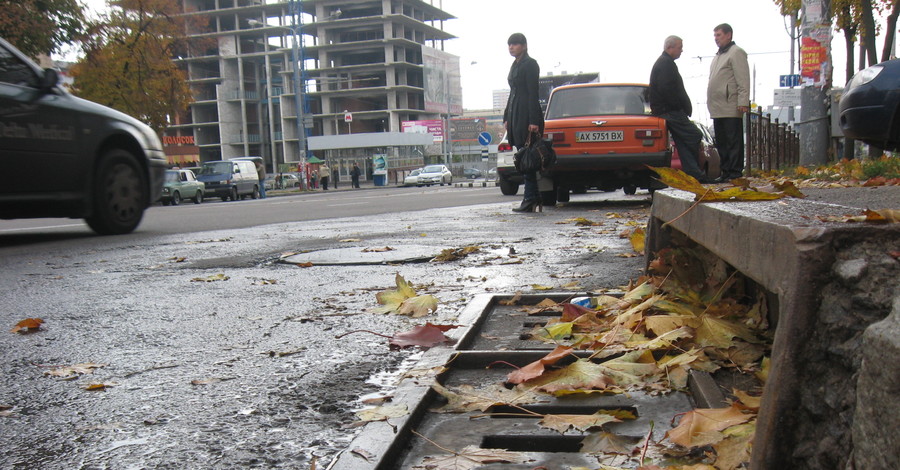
512, 199, 541, 213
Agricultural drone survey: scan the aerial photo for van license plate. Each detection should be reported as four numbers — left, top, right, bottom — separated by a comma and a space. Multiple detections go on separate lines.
576, 131, 624, 142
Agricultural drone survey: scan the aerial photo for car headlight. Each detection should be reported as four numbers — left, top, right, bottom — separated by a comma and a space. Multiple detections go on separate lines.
847, 64, 884, 90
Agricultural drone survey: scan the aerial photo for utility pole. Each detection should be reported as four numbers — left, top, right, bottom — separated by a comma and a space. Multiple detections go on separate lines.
798, 0, 832, 166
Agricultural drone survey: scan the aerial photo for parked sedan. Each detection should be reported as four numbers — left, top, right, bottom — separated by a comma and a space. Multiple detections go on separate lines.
403, 168, 423, 186
417, 165, 453, 186
463, 168, 483, 179
839, 58, 900, 150
542, 83, 670, 203
161, 169, 204, 205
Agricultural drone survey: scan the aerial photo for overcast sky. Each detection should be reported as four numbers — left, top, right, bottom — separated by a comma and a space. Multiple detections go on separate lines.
440, 0, 856, 123
79, 0, 871, 124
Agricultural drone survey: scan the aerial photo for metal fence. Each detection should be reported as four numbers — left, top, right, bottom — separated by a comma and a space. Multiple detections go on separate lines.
746, 110, 800, 172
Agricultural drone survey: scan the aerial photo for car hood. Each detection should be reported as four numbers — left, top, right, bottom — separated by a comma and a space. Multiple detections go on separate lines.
67, 93, 163, 151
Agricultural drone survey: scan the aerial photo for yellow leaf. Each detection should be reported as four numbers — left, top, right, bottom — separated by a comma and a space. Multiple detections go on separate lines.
524, 358, 616, 393
629, 227, 646, 253
11, 318, 43, 333
191, 273, 229, 282
713, 422, 755, 470
539, 322, 573, 340
82, 382, 117, 391
396, 295, 439, 317
755, 356, 770, 383
531, 284, 554, 291
732, 389, 762, 410
694, 315, 759, 348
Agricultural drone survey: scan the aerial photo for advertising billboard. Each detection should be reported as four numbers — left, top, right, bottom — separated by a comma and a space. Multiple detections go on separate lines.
423, 46, 463, 115
401, 119, 444, 142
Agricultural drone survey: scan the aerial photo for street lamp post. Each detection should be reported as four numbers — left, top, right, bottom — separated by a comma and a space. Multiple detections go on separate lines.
249, 3, 308, 189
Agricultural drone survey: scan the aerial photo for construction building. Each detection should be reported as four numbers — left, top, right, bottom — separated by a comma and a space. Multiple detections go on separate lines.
164, 0, 461, 184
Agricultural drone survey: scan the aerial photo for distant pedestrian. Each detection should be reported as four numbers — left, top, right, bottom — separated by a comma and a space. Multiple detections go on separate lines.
649, 35, 708, 183
255, 160, 267, 198
350, 163, 361, 188
319, 163, 331, 190
707, 23, 750, 182
311, 170, 319, 189
332, 167, 339, 188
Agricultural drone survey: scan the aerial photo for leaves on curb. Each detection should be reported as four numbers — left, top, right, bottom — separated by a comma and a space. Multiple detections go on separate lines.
389, 323, 459, 349
650, 166, 800, 201
415, 445, 526, 469
665, 403, 752, 448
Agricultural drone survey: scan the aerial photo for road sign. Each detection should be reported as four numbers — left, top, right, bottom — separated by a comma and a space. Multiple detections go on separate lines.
344, 112, 353, 123
481, 147, 489, 161
780, 74, 800, 87
477, 131, 492, 146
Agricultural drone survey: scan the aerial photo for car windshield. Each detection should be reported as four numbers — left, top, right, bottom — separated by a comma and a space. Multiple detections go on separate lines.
199, 162, 232, 175
545, 86, 650, 119
422, 165, 443, 173
164, 171, 180, 182
410, 169, 421, 176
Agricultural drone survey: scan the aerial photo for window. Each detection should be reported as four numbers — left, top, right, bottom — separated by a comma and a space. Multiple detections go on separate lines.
0, 44, 36, 86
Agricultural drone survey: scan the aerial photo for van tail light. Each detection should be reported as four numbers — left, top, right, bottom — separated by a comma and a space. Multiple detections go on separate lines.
634, 129, 662, 139
498, 142, 513, 152
544, 132, 565, 143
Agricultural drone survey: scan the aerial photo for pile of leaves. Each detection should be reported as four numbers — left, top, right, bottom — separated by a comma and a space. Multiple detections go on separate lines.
426, 246, 771, 469
774, 155, 900, 186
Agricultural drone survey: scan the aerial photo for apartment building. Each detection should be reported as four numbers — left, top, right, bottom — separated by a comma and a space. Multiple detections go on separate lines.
164, 0, 459, 182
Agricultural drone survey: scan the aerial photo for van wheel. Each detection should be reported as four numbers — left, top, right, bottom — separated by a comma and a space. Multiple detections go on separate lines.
251, 185, 259, 199
193, 191, 203, 204
85, 148, 147, 235
229, 187, 239, 201
623, 185, 637, 195
171, 191, 181, 205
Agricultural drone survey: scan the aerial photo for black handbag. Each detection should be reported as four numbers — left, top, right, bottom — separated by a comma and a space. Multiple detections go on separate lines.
514, 131, 556, 173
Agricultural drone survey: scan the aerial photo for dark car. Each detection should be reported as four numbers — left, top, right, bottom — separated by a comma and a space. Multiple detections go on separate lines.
463, 168, 483, 179
840, 59, 900, 150
0, 37, 166, 234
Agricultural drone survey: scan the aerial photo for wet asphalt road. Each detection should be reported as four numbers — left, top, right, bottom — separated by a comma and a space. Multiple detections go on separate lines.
0, 187, 651, 469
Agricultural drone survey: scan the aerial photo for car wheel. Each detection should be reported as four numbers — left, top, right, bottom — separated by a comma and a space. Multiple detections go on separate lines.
540, 189, 557, 207
251, 185, 259, 199
84, 148, 147, 235
171, 191, 181, 205
623, 185, 638, 195
193, 191, 203, 204
556, 184, 570, 203
229, 187, 238, 201
499, 178, 519, 196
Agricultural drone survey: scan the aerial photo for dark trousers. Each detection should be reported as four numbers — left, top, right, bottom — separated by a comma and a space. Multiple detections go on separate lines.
321, 176, 329, 190
351, 176, 360, 188
661, 111, 703, 179
713, 117, 745, 178
523, 170, 539, 202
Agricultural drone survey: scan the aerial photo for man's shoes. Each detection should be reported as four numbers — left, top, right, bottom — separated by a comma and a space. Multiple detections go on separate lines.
696, 176, 714, 184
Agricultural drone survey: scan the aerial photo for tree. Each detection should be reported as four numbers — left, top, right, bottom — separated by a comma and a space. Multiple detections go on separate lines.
69, 0, 209, 134
0, 0, 86, 58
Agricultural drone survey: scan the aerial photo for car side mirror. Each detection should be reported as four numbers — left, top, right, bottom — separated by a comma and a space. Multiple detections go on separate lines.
40, 68, 59, 91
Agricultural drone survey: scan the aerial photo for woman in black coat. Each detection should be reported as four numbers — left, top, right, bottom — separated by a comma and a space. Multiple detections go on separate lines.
503, 33, 544, 212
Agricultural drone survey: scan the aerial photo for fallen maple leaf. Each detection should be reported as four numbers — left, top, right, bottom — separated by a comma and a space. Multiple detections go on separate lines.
506, 345, 574, 384
355, 404, 408, 422
629, 227, 646, 254
432, 245, 480, 262
523, 358, 616, 393
539, 411, 622, 434
431, 383, 545, 413
11, 318, 43, 334
191, 273, 230, 282
415, 445, 525, 469
665, 403, 752, 448
374, 274, 439, 317
580, 431, 642, 454
389, 323, 459, 349
44, 363, 106, 380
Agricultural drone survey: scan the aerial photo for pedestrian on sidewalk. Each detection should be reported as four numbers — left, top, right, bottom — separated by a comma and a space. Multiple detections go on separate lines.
332, 167, 339, 188
649, 35, 708, 183
350, 163, 361, 188
311, 170, 319, 189
503, 32, 544, 213
255, 160, 267, 198
319, 163, 331, 190
707, 23, 750, 182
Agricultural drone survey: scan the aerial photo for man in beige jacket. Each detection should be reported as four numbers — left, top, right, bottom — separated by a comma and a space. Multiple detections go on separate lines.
707, 23, 750, 182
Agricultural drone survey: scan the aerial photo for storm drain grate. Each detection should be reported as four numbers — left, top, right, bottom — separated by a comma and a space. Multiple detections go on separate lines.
328, 294, 730, 470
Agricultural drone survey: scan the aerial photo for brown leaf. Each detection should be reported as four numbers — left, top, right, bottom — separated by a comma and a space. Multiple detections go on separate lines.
389, 323, 459, 349
580, 431, 642, 454
44, 363, 106, 379
506, 345, 573, 384
11, 318, 43, 334
665, 403, 752, 448
539, 411, 621, 434
415, 445, 525, 469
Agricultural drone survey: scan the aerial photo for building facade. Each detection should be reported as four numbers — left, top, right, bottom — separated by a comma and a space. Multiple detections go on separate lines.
164, 0, 460, 183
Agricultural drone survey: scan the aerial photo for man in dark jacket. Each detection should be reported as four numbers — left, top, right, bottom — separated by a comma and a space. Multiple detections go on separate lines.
649, 35, 708, 183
